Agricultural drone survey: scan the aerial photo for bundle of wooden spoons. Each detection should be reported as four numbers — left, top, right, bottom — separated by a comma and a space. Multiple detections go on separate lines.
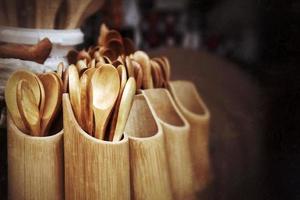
64, 57, 136, 141
63, 24, 173, 141
67, 24, 171, 91
5, 70, 63, 136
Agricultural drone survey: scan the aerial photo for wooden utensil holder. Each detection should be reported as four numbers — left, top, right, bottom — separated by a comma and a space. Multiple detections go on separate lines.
124, 94, 173, 200
62, 94, 130, 200
7, 115, 64, 200
142, 89, 195, 200
168, 80, 212, 192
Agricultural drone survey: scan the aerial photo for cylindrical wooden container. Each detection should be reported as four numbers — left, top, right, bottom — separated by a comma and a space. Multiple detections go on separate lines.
63, 94, 130, 200
7, 115, 64, 200
124, 94, 173, 200
168, 80, 212, 192
142, 88, 195, 200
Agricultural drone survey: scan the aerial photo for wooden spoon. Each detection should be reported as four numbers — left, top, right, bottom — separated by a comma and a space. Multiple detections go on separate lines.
65, 0, 93, 29
98, 23, 110, 46
125, 56, 134, 77
80, 68, 95, 135
132, 60, 143, 92
91, 64, 120, 139
133, 51, 153, 89
106, 39, 124, 57
57, 62, 64, 80
38, 72, 62, 136
111, 77, 136, 141
107, 65, 127, 138
68, 64, 81, 124
5, 70, 42, 133
16, 80, 41, 136
36, 0, 61, 28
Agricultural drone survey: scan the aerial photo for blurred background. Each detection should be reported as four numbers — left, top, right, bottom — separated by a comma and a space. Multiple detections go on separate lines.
0, 0, 299, 199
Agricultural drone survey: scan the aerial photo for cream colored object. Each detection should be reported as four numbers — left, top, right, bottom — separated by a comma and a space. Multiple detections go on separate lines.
143, 88, 195, 199
63, 94, 130, 199
7, 115, 64, 200
168, 80, 212, 191
124, 94, 172, 200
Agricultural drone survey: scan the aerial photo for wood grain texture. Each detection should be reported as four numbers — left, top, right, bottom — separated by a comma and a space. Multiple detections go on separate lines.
143, 89, 196, 200
63, 94, 130, 200
7, 115, 64, 200
124, 94, 173, 200
168, 80, 212, 193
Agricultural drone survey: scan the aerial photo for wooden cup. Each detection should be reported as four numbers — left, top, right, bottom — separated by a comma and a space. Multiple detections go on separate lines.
168, 80, 212, 192
63, 94, 130, 200
124, 94, 173, 200
142, 88, 195, 200
7, 115, 64, 200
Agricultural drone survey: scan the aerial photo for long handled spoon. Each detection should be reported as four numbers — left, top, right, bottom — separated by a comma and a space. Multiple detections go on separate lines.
111, 77, 136, 141
80, 68, 95, 135
5, 70, 42, 132
68, 64, 81, 124
108, 65, 127, 139
16, 80, 41, 136
91, 64, 120, 139
38, 72, 62, 136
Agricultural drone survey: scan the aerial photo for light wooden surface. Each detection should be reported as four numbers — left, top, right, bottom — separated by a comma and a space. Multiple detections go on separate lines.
143, 89, 196, 200
124, 94, 172, 200
63, 94, 130, 200
7, 115, 64, 200
168, 80, 212, 192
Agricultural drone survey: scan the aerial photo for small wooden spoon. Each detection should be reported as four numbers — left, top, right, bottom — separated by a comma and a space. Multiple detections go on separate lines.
106, 39, 124, 57
91, 64, 120, 139
38, 72, 62, 136
125, 56, 134, 78
57, 62, 64, 80
68, 64, 81, 124
107, 65, 127, 138
111, 77, 136, 141
16, 80, 41, 136
133, 51, 153, 89
98, 23, 110, 46
80, 68, 96, 135
5, 70, 42, 132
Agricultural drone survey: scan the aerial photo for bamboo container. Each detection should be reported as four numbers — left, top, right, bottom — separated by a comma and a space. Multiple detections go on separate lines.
7, 115, 64, 200
142, 89, 195, 200
168, 80, 212, 192
124, 94, 173, 200
63, 94, 130, 200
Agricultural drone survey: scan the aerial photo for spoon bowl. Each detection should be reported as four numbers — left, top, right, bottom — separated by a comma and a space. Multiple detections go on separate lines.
91, 64, 120, 139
